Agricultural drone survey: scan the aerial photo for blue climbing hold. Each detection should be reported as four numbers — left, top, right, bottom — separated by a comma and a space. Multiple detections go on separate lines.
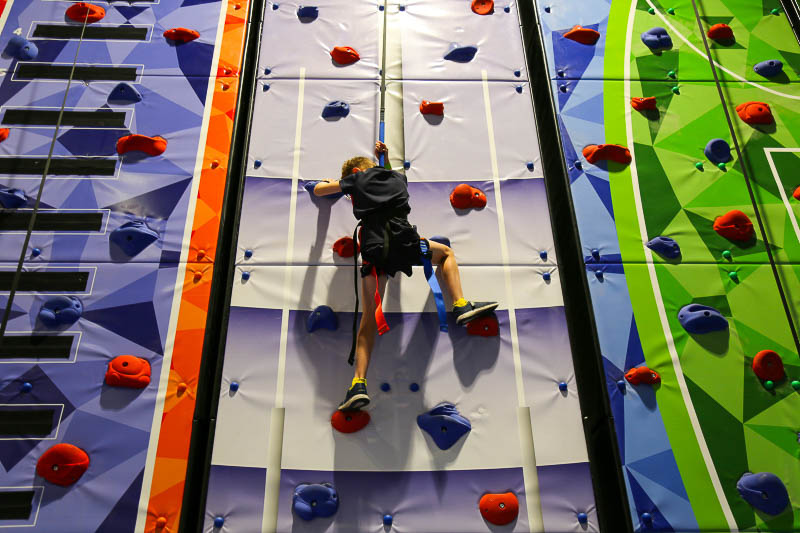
213, 516, 224, 528
307, 305, 338, 332
108, 83, 142, 105
542, 272, 551, 281
616, 379, 626, 391
429, 235, 451, 248
31, 247, 41, 257
272, 3, 279, 9
398, 4, 405, 10
646, 236, 681, 259
293, 483, 339, 521
39, 296, 83, 327
591, 248, 600, 260
254, 159, 262, 168
540, 250, 548, 260
704, 138, 732, 165
110, 220, 158, 257
526, 161, 534, 170
5, 35, 38, 61
383, 514, 393, 526
403, 160, 411, 170
303, 180, 344, 199
558, 381, 568, 392
514, 69, 521, 77
641, 27, 672, 51
641, 512, 652, 524
417, 403, 471, 450
409, 382, 419, 392
678, 303, 728, 334
504, 5, 510, 12
753, 59, 783, 78
230, 381, 239, 392
0, 187, 26, 208
577, 512, 588, 524
322, 101, 350, 119
380, 382, 390, 392
444, 43, 478, 62
244, 249, 253, 258
242, 271, 251, 281
515, 85, 523, 93
737, 472, 789, 515
297, 5, 318, 21
263, 83, 271, 92
264, 67, 272, 75
21, 382, 32, 393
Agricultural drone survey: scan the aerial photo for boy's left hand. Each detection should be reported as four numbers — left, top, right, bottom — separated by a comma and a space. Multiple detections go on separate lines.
374, 141, 388, 159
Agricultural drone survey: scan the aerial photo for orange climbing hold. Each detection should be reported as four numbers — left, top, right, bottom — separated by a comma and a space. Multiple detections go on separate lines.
37, 443, 89, 486
736, 101, 773, 125
479, 492, 519, 526
105, 355, 151, 388
333, 236, 359, 258
467, 315, 499, 337
330, 46, 360, 65
217, 61, 239, 77
331, 409, 371, 433
163, 27, 200, 43
707, 23, 733, 40
625, 366, 661, 385
420, 100, 444, 115
450, 184, 487, 209
713, 210, 754, 242
793, 186, 800, 201
116, 134, 167, 156
564, 25, 601, 45
0, 129, 9, 143
752, 350, 785, 381
471, 0, 494, 15
66, 2, 105, 23
630, 97, 657, 111
582, 144, 632, 165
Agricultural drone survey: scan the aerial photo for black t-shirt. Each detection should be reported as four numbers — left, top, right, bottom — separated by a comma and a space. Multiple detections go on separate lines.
338, 167, 410, 220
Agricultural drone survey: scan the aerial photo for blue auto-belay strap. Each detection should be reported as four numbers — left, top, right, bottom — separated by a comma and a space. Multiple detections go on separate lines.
420, 240, 448, 332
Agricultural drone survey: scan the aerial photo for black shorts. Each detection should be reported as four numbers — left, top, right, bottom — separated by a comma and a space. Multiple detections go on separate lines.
359, 217, 429, 278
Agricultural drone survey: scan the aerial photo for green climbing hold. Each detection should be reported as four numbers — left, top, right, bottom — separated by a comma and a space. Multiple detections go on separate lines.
667, 7, 675, 14
765, 380, 775, 390
792, 380, 800, 390
667, 70, 676, 79
717, 162, 726, 170
671, 86, 680, 94
771, 8, 780, 15
695, 162, 704, 171
722, 250, 732, 260
728, 271, 739, 282
648, 7, 655, 14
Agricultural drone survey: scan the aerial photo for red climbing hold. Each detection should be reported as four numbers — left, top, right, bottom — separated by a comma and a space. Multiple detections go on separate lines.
330, 46, 360, 65
707, 23, 733, 40
217, 61, 239, 77
630, 96, 657, 111
420, 100, 444, 115
105, 355, 151, 388
66, 2, 105, 23
479, 492, 519, 526
37, 443, 89, 486
753, 350, 785, 381
736, 101, 773, 125
467, 314, 499, 337
450, 184, 487, 209
0, 129, 9, 143
564, 25, 601, 45
163, 28, 200, 43
794, 186, 800, 201
331, 409, 370, 433
582, 144, 632, 165
713, 210, 754, 242
333, 236, 359, 258
625, 366, 661, 385
471, 0, 494, 15
116, 134, 167, 156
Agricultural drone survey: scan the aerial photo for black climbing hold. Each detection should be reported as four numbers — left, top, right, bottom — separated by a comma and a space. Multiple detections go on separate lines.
409, 382, 419, 392
108, 83, 142, 105
110, 220, 158, 257
380, 382, 390, 392
417, 403, 471, 450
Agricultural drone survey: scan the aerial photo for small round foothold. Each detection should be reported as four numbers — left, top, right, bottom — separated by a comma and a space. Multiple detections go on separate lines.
595, 270, 604, 280
380, 382, 391, 392
31, 247, 41, 257
21, 382, 32, 393
156, 517, 168, 529
399, 4, 405, 10
717, 162, 727, 171
230, 381, 239, 392
556, 70, 564, 77
197, 249, 206, 260
722, 250, 732, 260
765, 380, 775, 390
544, 5, 550, 12
403, 160, 411, 170
263, 84, 270, 92
616, 379, 626, 391
671, 86, 680, 94
729, 271, 739, 282
379, 4, 384, 10
641, 512, 652, 525
254, 160, 262, 169
540, 250, 548, 260
177, 382, 188, 395
574, 161, 582, 170
695, 162, 704, 170
577, 512, 588, 524
244, 249, 253, 259
214, 516, 225, 528
771, 8, 780, 15
409, 382, 419, 392
526, 161, 534, 171
648, 7, 655, 14
591, 248, 600, 259
193, 272, 203, 283
558, 381, 568, 392
264, 67, 271, 75
542, 272, 551, 281
792, 380, 800, 390
666, 7, 675, 14
242, 271, 251, 281
504, 5, 510, 12
211, 160, 220, 169
272, 3, 279, 9
514, 69, 521, 77
383, 514, 393, 526
559, 85, 567, 93
515, 85, 523, 93
667, 70, 676, 79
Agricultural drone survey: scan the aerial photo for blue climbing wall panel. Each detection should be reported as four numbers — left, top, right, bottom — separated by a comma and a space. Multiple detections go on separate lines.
203, 0, 599, 531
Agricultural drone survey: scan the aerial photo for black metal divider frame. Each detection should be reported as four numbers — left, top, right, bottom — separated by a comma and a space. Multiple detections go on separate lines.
516, 0, 634, 531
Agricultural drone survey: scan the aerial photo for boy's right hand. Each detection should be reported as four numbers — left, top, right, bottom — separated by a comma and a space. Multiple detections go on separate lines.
374, 141, 388, 159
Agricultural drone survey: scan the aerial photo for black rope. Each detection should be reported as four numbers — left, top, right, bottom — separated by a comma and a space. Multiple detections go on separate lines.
689, 0, 800, 357
0, 12, 91, 340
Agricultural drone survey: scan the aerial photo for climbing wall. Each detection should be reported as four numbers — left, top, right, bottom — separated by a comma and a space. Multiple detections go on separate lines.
0, 0, 247, 530
539, 0, 800, 530
202, 0, 600, 531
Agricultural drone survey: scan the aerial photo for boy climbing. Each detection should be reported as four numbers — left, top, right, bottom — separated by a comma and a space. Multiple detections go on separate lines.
313, 141, 498, 411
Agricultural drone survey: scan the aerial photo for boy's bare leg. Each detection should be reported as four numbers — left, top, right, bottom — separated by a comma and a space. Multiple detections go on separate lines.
354, 271, 387, 380
427, 240, 464, 302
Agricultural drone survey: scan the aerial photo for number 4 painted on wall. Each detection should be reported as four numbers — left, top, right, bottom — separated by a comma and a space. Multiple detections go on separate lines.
13, 28, 22, 35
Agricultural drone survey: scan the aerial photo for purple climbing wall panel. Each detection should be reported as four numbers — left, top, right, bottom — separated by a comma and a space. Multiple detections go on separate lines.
204, 0, 599, 532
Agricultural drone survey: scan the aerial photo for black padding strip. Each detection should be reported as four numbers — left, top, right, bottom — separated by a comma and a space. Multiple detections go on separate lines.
0, 271, 89, 291
0, 408, 56, 437
0, 157, 116, 176
0, 212, 104, 231
16, 64, 138, 82
32, 24, 148, 40
0, 490, 34, 520
2, 109, 126, 128
0, 335, 74, 359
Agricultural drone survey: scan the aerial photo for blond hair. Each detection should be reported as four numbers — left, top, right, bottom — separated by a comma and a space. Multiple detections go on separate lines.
341, 156, 376, 178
